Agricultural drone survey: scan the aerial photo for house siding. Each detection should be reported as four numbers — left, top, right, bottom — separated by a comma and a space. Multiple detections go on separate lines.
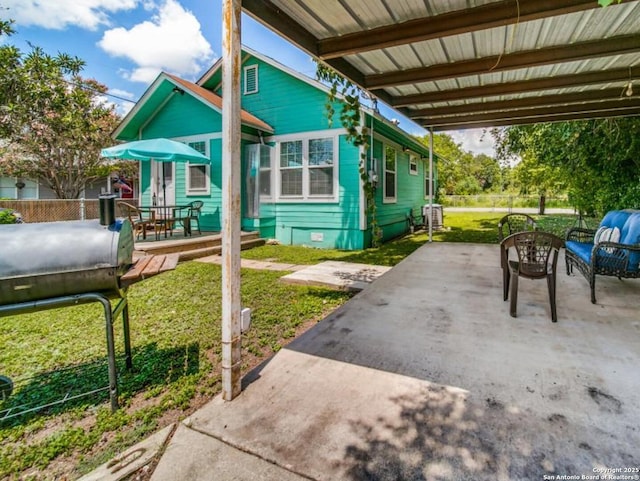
122, 49, 437, 250
238, 58, 342, 135
371, 136, 430, 243
247, 136, 363, 249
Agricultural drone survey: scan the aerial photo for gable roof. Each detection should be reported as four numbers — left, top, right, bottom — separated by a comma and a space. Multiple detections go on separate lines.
113, 72, 273, 140
198, 46, 432, 156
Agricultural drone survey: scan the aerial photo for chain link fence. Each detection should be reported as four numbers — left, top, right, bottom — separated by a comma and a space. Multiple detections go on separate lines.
0, 199, 139, 223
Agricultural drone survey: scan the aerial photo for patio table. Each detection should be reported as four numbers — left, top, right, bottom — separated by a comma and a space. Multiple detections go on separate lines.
139, 205, 192, 237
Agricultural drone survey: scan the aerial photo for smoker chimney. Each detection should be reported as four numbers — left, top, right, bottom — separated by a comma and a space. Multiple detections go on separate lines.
99, 193, 117, 226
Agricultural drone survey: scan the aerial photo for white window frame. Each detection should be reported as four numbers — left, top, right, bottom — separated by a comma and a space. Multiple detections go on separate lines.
409, 155, 418, 175
383, 144, 397, 204
424, 159, 434, 200
243, 64, 259, 95
186, 140, 211, 196
259, 145, 274, 201
274, 133, 339, 203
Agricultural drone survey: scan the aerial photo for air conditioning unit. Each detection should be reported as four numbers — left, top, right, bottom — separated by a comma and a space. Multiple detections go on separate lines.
422, 204, 443, 229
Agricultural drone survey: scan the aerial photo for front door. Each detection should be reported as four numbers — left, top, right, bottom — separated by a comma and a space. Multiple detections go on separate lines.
151, 161, 175, 205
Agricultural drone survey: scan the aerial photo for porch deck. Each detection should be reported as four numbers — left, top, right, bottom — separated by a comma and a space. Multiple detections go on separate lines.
133, 230, 265, 261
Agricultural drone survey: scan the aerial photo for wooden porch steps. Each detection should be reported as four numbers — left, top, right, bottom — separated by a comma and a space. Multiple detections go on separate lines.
134, 231, 265, 262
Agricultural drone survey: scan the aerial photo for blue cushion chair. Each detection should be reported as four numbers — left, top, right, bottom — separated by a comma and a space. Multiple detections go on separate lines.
565, 210, 640, 303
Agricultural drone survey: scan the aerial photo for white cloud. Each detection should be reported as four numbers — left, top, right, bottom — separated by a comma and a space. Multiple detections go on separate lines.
109, 88, 135, 99
2, 0, 138, 30
99, 0, 214, 84
447, 128, 496, 157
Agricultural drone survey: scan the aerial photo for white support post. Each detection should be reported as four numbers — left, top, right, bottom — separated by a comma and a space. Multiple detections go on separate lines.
428, 127, 434, 243
221, 0, 242, 401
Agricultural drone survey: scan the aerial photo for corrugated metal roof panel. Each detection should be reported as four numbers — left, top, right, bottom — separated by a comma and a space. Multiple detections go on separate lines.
247, 0, 640, 128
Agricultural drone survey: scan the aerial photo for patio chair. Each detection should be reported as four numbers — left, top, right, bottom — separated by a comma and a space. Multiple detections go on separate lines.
118, 202, 157, 240
500, 231, 564, 322
497, 213, 537, 241
186, 200, 203, 236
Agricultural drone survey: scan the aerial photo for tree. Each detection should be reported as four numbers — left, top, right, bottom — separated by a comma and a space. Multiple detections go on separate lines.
0, 21, 124, 199
493, 119, 640, 215
418, 132, 502, 195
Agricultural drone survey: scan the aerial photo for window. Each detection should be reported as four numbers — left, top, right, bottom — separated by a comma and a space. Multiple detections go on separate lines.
259, 145, 272, 197
383, 145, 396, 203
243, 65, 258, 94
0, 177, 15, 198
308, 138, 333, 195
187, 140, 210, 195
424, 160, 433, 199
409, 155, 418, 175
280, 140, 303, 196
277, 136, 336, 201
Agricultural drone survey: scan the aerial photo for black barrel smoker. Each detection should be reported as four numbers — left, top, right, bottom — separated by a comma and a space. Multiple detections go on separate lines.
0, 195, 136, 414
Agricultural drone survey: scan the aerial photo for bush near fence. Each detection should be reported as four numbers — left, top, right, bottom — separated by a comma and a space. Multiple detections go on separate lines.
0, 199, 139, 223
441, 195, 571, 210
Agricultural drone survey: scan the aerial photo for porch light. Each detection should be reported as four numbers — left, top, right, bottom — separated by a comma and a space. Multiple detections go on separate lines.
624, 67, 634, 97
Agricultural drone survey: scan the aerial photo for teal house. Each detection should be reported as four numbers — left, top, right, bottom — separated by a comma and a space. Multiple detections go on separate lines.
112, 47, 438, 250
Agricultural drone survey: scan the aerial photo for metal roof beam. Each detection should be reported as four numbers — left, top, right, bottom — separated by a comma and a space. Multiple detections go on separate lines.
366, 34, 640, 89
392, 67, 640, 107
408, 87, 628, 118
430, 108, 640, 131
318, 0, 604, 60
242, 0, 392, 104
421, 98, 640, 126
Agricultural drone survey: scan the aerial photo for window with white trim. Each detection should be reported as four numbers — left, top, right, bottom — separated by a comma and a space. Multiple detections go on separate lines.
243, 65, 258, 95
280, 140, 303, 196
259, 145, 272, 197
409, 155, 418, 175
277, 136, 337, 201
187, 140, 210, 195
0, 177, 16, 198
383, 145, 397, 203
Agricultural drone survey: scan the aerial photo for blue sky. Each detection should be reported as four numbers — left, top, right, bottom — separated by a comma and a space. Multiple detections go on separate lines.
1, 0, 495, 156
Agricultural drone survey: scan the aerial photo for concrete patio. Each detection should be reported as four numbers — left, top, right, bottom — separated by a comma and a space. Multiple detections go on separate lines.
148, 242, 639, 480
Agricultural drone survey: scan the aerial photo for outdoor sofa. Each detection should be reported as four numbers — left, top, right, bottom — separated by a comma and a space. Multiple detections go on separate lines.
565, 209, 640, 303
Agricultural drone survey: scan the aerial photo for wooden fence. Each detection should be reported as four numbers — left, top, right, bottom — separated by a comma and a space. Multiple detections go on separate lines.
0, 199, 139, 223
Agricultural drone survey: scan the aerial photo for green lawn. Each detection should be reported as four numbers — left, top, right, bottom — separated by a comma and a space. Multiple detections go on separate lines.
0, 211, 593, 478
242, 212, 592, 266
0, 264, 350, 478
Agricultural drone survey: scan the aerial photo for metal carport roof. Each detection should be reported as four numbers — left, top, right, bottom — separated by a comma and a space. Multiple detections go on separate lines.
242, 0, 640, 131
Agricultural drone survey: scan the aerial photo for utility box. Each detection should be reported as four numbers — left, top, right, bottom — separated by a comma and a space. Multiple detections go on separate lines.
422, 204, 443, 230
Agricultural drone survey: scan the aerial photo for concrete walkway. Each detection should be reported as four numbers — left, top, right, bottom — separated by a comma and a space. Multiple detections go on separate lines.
144, 243, 639, 481
197, 256, 391, 291
195, 254, 306, 272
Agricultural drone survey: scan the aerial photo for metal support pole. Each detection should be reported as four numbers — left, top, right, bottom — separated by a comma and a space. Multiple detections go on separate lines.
428, 127, 434, 243
114, 298, 132, 369
221, 0, 242, 401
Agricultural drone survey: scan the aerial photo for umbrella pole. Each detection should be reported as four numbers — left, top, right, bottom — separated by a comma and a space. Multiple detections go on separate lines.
162, 162, 167, 207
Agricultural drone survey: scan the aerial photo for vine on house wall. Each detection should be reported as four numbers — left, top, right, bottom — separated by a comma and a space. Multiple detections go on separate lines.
315, 63, 382, 247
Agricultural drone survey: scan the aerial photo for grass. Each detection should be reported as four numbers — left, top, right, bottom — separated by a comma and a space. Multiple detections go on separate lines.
0, 211, 596, 478
242, 212, 595, 266
0, 264, 350, 479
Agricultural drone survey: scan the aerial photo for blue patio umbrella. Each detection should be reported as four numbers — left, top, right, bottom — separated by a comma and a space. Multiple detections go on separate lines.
101, 138, 209, 204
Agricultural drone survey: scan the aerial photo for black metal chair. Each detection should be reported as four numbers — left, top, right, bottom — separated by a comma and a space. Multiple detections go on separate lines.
119, 202, 157, 240
186, 200, 203, 236
500, 231, 564, 322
